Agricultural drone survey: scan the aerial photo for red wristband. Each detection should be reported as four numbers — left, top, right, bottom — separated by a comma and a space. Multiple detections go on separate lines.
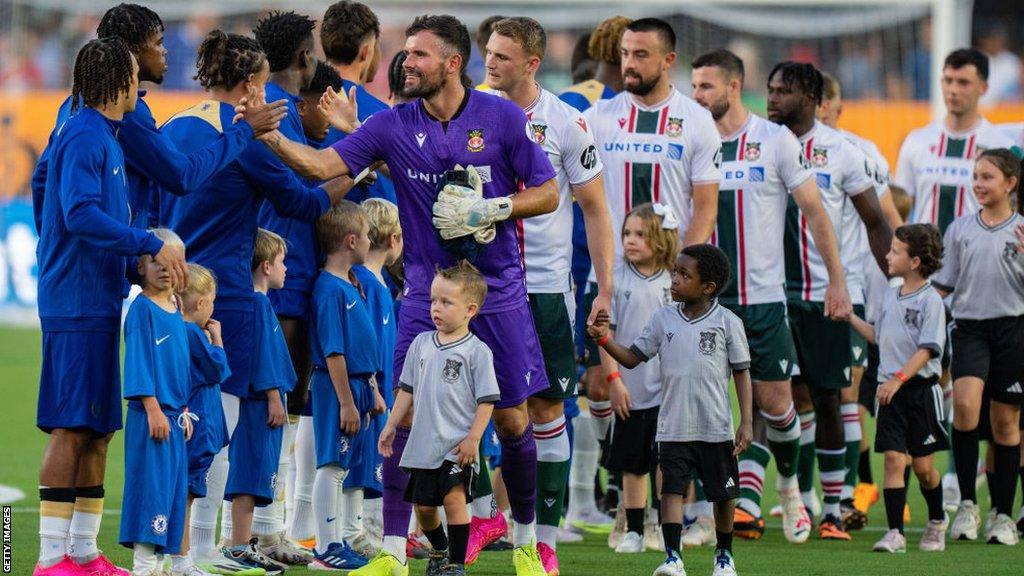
606, 371, 621, 383
596, 335, 610, 346
894, 371, 909, 384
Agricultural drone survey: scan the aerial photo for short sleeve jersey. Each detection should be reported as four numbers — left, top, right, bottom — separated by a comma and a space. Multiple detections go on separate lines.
785, 121, 874, 302
398, 332, 501, 470
715, 113, 812, 305
184, 322, 232, 390
875, 282, 946, 382
932, 212, 1024, 319
630, 301, 750, 443
331, 90, 556, 313
610, 264, 673, 409
520, 88, 603, 293
584, 89, 721, 268
895, 119, 1021, 234
123, 295, 191, 410
353, 265, 397, 406
837, 129, 890, 306
249, 292, 298, 398
309, 270, 381, 376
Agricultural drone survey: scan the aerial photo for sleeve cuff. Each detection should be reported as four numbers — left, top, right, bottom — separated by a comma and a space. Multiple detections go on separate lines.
477, 394, 500, 404
931, 281, 954, 293
400, 383, 414, 394
628, 344, 650, 362
315, 187, 331, 214
920, 343, 942, 358
731, 362, 751, 371
143, 234, 164, 257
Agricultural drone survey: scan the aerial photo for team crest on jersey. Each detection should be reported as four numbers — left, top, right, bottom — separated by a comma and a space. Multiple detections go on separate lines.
666, 117, 683, 138
904, 308, 920, 328
443, 359, 463, 383
698, 331, 717, 355
744, 142, 761, 161
1004, 242, 1019, 259
531, 123, 547, 144
151, 514, 168, 535
467, 129, 485, 152
811, 147, 829, 167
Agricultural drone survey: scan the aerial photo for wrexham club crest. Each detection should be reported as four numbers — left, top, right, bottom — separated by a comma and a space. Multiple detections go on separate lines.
531, 123, 547, 145
811, 146, 829, 167
698, 331, 717, 355
467, 128, 485, 152
666, 117, 683, 138
744, 141, 761, 161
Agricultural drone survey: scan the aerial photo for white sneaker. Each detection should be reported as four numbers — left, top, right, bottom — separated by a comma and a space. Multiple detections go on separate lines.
801, 490, 821, 519
941, 473, 960, 514
556, 527, 584, 543
350, 531, 379, 559
680, 516, 715, 548
987, 513, 1021, 545
608, 506, 627, 549
768, 505, 783, 518
170, 563, 216, 576
711, 550, 737, 576
567, 506, 615, 529
652, 553, 686, 576
919, 517, 947, 551
950, 500, 981, 541
872, 529, 907, 553
780, 490, 811, 544
644, 519, 664, 551
984, 508, 997, 536
615, 531, 644, 553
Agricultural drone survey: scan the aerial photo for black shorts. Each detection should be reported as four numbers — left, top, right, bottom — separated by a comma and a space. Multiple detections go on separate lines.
658, 441, 739, 503
603, 406, 659, 475
859, 343, 880, 416
404, 461, 476, 507
951, 316, 1024, 405
874, 378, 949, 457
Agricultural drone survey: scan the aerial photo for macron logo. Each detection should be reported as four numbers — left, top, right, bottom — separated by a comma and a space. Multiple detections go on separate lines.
1008, 382, 1023, 394
155, 335, 170, 345
346, 301, 357, 310
416, 132, 427, 148
779, 359, 789, 373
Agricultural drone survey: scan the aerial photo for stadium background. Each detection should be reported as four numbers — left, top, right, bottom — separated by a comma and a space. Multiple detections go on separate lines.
0, 0, 1022, 573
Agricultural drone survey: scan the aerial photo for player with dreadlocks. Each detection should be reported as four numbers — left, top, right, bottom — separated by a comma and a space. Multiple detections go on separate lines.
32, 3, 286, 237
33, 37, 187, 576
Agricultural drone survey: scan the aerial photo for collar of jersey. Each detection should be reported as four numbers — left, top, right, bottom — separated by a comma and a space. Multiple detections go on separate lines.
721, 112, 755, 143
797, 120, 821, 144
523, 83, 544, 115
628, 87, 676, 112
897, 281, 932, 300
628, 263, 665, 282
433, 331, 473, 350
676, 300, 718, 324
975, 210, 1018, 232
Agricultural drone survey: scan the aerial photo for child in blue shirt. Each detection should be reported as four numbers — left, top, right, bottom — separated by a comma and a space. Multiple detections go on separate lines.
308, 201, 383, 570
346, 198, 404, 555
222, 229, 295, 575
169, 263, 231, 575
118, 228, 192, 576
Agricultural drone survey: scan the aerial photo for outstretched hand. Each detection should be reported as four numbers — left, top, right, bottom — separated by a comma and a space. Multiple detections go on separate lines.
234, 86, 288, 137
319, 85, 360, 134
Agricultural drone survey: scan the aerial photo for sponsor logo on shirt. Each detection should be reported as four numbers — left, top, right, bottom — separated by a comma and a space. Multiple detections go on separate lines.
667, 143, 685, 161
749, 167, 765, 182
666, 117, 683, 138
698, 331, 717, 355
405, 166, 492, 184
816, 173, 831, 190
580, 145, 599, 170
467, 128, 485, 152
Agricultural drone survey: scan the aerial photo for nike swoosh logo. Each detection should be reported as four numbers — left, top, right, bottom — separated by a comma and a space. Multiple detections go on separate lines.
382, 315, 390, 325
155, 335, 170, 345
326, 516, 336, 523
113, 167, 120, 175
346, 301, 357, 310
274, 325, 279, 332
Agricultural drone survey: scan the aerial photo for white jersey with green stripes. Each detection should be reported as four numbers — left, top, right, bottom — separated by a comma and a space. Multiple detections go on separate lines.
583, 88, 721, 268
785, 121, 874, 302
520, 87, 604, 293
714, 112, 812, 306
895, 118, 1021, 234
838, 129, 889, 305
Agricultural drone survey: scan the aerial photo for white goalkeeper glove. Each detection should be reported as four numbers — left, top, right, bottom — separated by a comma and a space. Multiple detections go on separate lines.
432, 165, 513, 241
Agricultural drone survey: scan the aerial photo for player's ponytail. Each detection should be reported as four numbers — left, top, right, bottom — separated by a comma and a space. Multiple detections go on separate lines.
194, 29, 266, 90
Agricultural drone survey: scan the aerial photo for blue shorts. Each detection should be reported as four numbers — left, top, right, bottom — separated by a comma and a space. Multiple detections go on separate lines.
347, 412, 384, 496
225, 395, 284, 506
269, 287, 312, 319
187, 384, 229, 498
215, 307, 255, 398
38, 330, 122, 436
481, 420, 502, 469
119, 406, 187, 554
311, 369, 372, 470
394, 304, 548, 409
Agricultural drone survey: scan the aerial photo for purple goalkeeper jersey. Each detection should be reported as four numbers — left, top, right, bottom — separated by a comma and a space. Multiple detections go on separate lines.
331, 89, 556, 313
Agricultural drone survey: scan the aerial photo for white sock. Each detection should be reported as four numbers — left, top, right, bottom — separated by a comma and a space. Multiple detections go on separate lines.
132, 543, 158, 574
254, 421, 291, 538
313, 465, 348, 554
841, 403, 862, 501
470, 494, 496, 519
191, 393, 240, 559
536, 524, 558, 549
383, 535, 407, 563
170, 554, 192, 573
568, 411, 600, 517
363, 496, 383, 537
588, 401, 612, 440
340, 487, 364, 542
512, 521, 536, 548
285, 415, 299, 527
288, 415, 316, 541
220, 500, 233, 544
38, 497, 72, 566
68, 498, 102, 562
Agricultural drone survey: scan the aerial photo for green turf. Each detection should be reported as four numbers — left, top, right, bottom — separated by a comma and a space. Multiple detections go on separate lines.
2, 324, 1022, 575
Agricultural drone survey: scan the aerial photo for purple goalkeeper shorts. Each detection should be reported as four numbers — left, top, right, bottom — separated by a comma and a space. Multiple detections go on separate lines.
394, 303, 549, 409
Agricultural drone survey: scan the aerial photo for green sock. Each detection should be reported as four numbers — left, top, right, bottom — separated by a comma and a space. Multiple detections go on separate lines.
764, 406, 801, 487
536, 460, 570, 527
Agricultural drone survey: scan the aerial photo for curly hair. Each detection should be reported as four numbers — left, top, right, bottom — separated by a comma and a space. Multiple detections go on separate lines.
680, 244, 731, 298
895, 224, 943, 277
321, 1, 380, 65
768, 61, 824, 105
303, 60, 343, 96
253, 11, 315, 73
71, 37, 135, 113
588, 15, 631, 65
194, 30, 266, 90
623, 203, 681, 274
96, 3, 163, 53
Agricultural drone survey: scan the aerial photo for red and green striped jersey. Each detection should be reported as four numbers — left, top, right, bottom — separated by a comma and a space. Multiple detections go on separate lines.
895, 119, 1022, 234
